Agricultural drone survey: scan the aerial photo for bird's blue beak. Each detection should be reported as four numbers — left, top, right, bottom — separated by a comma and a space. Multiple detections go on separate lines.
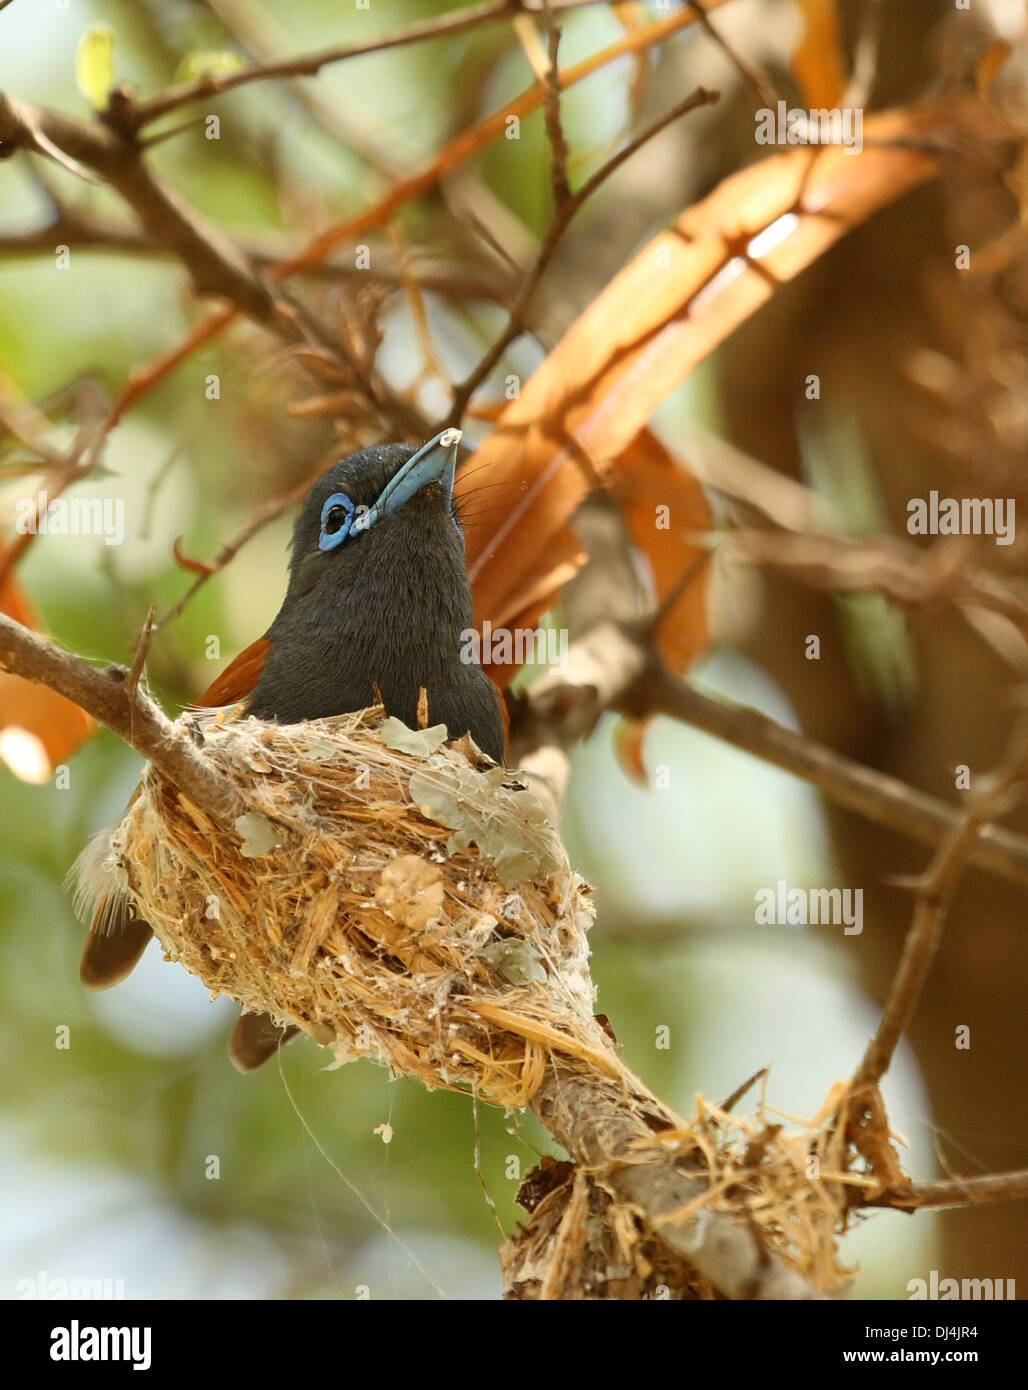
353, 428, 462, 534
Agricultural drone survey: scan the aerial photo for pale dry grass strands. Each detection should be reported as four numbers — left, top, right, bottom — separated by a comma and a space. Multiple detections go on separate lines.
103, 705, 619, 1108
88, 704, 884, 1294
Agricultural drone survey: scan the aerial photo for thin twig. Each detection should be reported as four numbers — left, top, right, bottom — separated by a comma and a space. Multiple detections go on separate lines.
198, 0, 409, 179
123, 605, 157, 704
650, 549, 713, 638
865, 1169, 1028, 1211
127, 0, 611, 130
0, 612, 242, 824
0, 371, 99, 588
385, 221, 451, 388
156, 471, 316, 630
540, 4, 571, 208
853, 718, 1028, 1090
83, 305, 236, 477
448, 85, 720, 422
686, 0, 779, 111
0, 214, 514, 302
137, 115, 208, 151
510, 619, 1028, 894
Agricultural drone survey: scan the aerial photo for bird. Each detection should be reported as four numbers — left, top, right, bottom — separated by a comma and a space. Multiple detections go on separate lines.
77, 429, 506, 1070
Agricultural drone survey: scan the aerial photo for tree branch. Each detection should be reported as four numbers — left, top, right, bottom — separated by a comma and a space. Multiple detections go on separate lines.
728, 529, 1028, 637
125, 1, 616, 129
865, 1169, 1028, 1211
0, 612, 243, 825
0, 91, 427, 437
0, 92, 273, 320
448, 85, 720, 422
0, 213, 514, 302
510, 619, 1028, 893
853, 716, 1028, 1090
533, 1064, 826, 1298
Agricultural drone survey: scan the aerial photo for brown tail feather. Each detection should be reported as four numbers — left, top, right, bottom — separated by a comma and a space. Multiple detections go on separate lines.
228, 1011, 299, 1072
80, 912, 153, 991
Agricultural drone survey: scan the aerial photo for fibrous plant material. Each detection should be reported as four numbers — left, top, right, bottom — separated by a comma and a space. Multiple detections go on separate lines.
83, 705, 618, 1108
75, 704, 897, 1297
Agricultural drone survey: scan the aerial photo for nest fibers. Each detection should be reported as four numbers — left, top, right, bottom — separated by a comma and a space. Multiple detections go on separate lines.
75, 705, 873, 1294
79, 706, 625, 1107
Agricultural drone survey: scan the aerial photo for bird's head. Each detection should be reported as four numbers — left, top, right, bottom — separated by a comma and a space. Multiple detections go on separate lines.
244, 425, 504, 757
284, 429, 467, 604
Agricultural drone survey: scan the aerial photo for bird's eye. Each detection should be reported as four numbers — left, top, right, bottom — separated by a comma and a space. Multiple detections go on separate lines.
319, 492, 355, 551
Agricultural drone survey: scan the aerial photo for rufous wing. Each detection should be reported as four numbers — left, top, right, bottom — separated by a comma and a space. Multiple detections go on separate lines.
194, 637, 272, 708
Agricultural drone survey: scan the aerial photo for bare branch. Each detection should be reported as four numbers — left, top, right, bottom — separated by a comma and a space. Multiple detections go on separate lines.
0, 93, 272, 318
510, 620, 1028, 893
727, 528, 1028, 637
540, 6, 571, 208
534, 1066, 827, 1299
127, 0, 613, 130
853, 717, 1028, 1090
0, 612, 243, 824
685, 0, 780, 111
123, 606, 157, 705
448, 86, 720, 422
0, 92, 425, 437
0, 214, 513, 302
865, 1169, 1028, 1211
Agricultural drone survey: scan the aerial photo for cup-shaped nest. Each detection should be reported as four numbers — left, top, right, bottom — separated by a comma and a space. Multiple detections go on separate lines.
100, 707, 620, 1107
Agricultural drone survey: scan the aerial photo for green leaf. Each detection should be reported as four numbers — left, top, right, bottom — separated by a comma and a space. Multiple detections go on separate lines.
75, 26, 115, 112
477, 938, 547, 987
174, 49, 246, 85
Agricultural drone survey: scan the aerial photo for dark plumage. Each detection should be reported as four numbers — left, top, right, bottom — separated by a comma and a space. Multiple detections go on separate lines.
248, 443, 505, 764
77, 435, 506, 1069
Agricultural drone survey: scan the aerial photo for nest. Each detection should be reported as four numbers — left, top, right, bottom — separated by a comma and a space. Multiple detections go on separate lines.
90, 704, 897, 1298
103, 706, 623, 1107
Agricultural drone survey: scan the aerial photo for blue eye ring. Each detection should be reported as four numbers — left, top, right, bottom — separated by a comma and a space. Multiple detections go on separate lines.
319, 492, 355, 551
